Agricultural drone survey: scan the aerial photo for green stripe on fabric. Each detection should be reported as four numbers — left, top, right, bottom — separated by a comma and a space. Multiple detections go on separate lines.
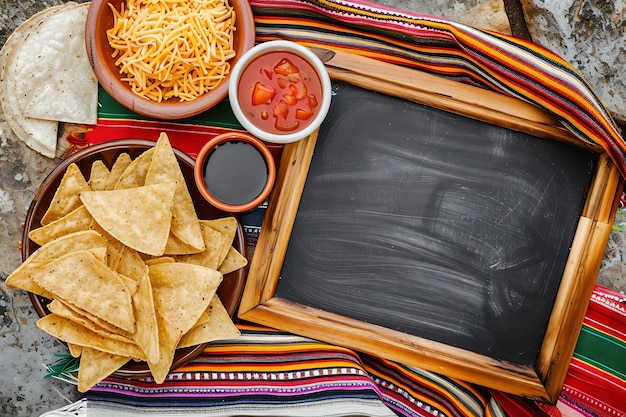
97, 86, 243, 130
573, 324, 626, 380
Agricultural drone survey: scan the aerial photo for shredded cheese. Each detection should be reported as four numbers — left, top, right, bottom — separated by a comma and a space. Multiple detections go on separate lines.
106, 0, 236, 102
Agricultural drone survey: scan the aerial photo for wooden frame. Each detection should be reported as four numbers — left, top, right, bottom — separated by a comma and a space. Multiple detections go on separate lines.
238, 48, 623, 402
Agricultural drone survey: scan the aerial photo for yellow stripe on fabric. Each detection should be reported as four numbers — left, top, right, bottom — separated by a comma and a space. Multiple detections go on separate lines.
178, 360, 366, 374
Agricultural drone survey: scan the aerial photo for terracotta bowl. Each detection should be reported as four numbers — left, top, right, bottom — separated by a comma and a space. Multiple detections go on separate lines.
85, 0, 256, 120
22, 139, 248, 378
194, 131, 276, 212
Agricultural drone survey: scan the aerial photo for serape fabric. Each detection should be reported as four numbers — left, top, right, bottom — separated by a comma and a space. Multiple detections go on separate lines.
82, 324, 509, 417
41, 285, 625, 417
248, 0, 626, 178
558, 285, 626, 416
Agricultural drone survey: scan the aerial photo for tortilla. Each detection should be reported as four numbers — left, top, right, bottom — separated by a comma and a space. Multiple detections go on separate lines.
145, 133, 204, 251
68, 343, 82, 358
163, 232, 204, 255
11, 3, 97, 124
31, 250, 135, 333
89, 220, 127, 269
80, 182, 177, 256
40, 163, 89, 225
0, 5, 63, 157
0, 3, 97, 158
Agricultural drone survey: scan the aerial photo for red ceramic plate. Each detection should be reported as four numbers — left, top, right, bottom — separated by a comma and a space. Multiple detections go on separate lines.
22, 139, 248, 378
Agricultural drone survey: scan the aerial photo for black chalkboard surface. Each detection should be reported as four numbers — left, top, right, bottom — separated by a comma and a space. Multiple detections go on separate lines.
239, 67, 620, 401
275, 81, 597, 367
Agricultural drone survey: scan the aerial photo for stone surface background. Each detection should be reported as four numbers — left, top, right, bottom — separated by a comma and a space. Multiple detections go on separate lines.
1, 0, 624, 415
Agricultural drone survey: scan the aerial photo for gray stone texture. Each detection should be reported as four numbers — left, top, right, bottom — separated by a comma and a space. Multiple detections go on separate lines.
520, 0, 626, 126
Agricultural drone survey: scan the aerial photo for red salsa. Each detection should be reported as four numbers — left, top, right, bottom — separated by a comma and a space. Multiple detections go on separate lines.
237, 51, 323, 135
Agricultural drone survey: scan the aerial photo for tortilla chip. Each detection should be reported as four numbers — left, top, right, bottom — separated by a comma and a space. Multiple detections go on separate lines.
115, 247, 147, 281
114, 148, 155, 190
202, 217, 238, 265
60, 300, 134, 339
105, 152, 132, 190
68, 343, 82, 358
88, 160, 110, 191
178, 296, 240, 348
163, 232, 204, 255
145, 133, 204, 251
40, 163, 89, 225
131, 272, 160, 364
6, 230, 107, 297
89, 220, 127, 269
28, 205, 93, 246
149, 262, 222, 334
31, 250, 135, 333
47, 299, 135, 344
218, 246, 248, 275
144, 257, 175, 266
148, 312, 183, 384
80, 182, 177, 256
37, 314, 144, 359
77, 347, 131, 393
175, 223, 224, 269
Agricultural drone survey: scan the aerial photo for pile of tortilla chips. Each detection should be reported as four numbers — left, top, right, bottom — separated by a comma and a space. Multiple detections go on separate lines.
0, 2, 98, 158
6, 133, 246, 392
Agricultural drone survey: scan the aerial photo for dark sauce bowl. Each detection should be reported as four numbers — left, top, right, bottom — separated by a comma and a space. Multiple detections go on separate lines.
194, 132, 276, 213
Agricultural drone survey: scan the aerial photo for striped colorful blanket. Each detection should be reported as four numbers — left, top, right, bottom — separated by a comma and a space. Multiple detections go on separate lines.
42, 285, 625, 416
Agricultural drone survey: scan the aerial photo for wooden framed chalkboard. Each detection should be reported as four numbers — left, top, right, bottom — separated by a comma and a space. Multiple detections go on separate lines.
238, 51, 623, 402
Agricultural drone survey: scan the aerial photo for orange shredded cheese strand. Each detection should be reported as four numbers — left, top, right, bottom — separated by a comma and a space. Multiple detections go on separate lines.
106, 0, 236, 102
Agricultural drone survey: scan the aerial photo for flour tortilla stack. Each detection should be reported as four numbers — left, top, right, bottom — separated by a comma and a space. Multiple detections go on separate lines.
0, 2, 97, 158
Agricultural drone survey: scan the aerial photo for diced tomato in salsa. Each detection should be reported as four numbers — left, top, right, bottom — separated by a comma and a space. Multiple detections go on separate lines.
287, 73, 307, 99
251, 82, 277, 106
275, 116, 300, 131
308, 94, 318, 108
261, 68, 273, 80
283, 94, 298, 106
272, 99, 290, 118
295, 108, 313, 120
277, 76, 289, 89
273, 58, 300, 76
